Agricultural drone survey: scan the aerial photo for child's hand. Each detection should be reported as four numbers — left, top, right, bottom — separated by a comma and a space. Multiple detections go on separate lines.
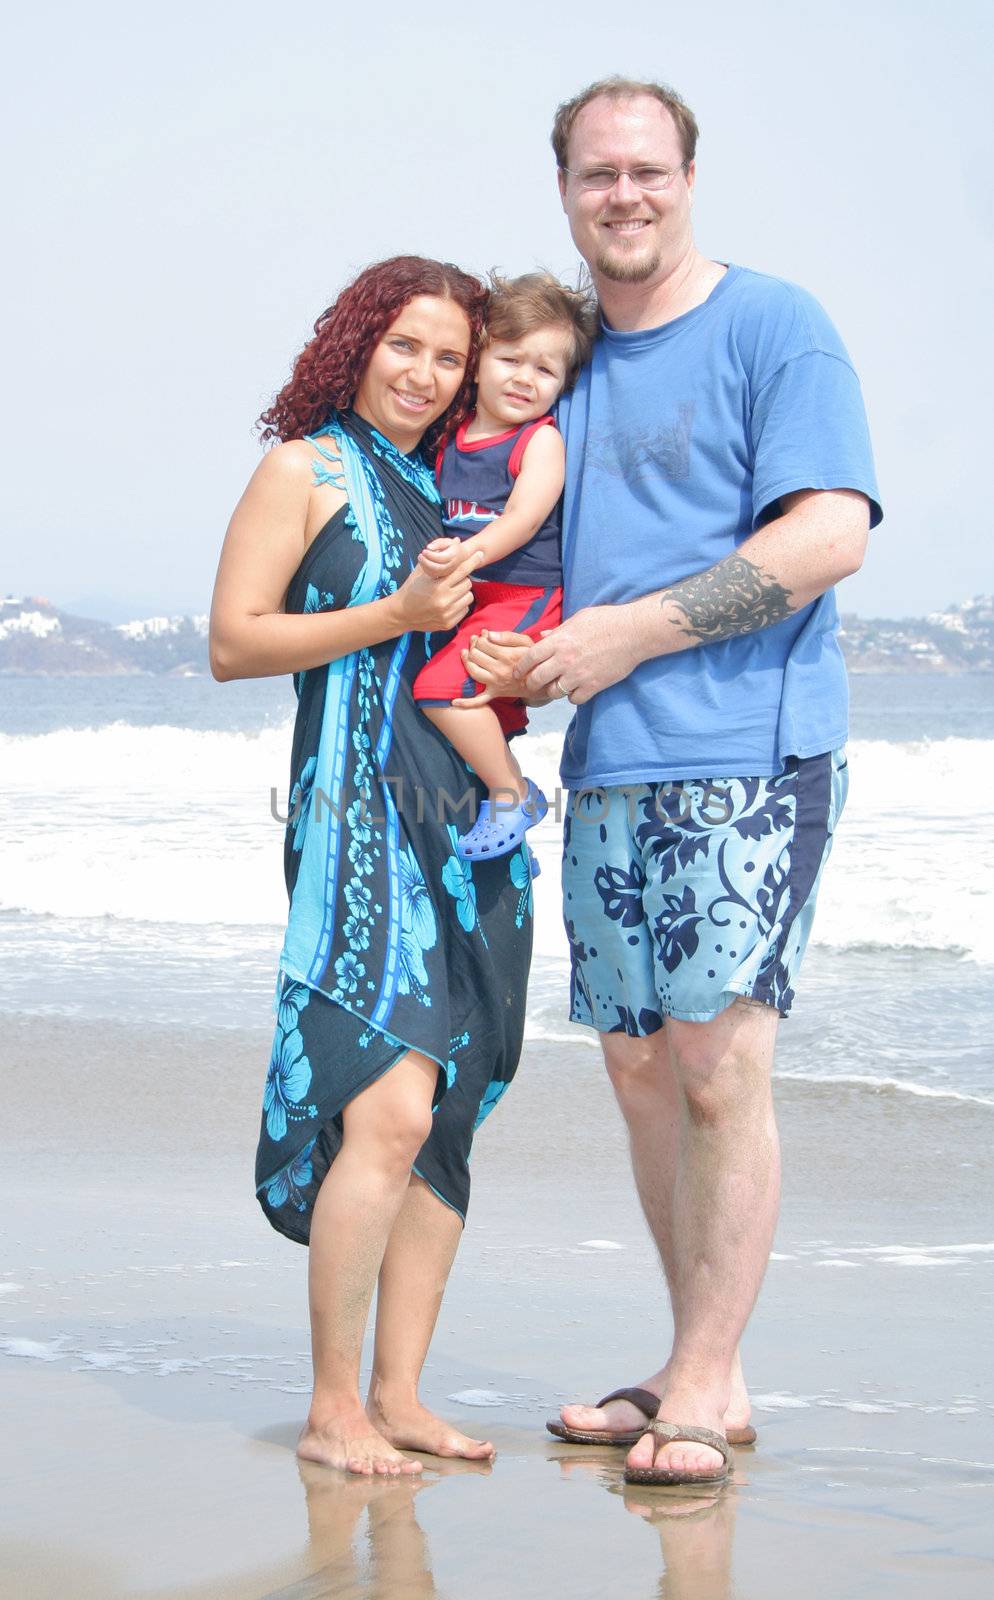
452, 629, 531, 706
418, 537, 462, 577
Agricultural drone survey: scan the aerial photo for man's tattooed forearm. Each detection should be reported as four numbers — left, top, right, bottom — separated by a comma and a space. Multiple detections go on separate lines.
660, 555, 795, 643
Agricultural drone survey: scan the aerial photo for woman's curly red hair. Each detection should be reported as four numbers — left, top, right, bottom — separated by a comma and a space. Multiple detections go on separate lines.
258, 256, 488, 456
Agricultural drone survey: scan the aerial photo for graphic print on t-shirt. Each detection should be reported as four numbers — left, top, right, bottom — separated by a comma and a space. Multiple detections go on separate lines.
445, 498, 498, 532
583, 401, 695, 483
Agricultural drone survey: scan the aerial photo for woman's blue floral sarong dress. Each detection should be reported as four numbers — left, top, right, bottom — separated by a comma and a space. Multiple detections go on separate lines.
255, 411, 533, 1244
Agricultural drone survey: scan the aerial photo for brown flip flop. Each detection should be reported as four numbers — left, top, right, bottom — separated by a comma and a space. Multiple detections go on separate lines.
546, 1386, 756, 1448
623, 1421, 734, 1487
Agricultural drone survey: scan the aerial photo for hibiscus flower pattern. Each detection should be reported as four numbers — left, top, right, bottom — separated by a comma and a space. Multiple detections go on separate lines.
653, 883, 704, 973
593, 858, 646, 927
288, 756, 318, 854
257, 411, 531, 1247
264, 1139, 316, 1212
398, 844, 437, 1005
610, 1003, 664, 1037
277, 980, 310, 1035
330, 650, 386, 1012
509, 847, 533, 928
441, 825, 487, 945
474, 1077, 509, 1129
263, 1014, 318, 1142
563, 754, 841, 1033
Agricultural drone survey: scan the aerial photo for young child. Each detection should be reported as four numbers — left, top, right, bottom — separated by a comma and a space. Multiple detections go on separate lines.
412, 273, 597, 862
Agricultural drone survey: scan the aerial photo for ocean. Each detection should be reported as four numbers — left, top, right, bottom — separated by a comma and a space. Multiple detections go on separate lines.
2, 671, 993, 1106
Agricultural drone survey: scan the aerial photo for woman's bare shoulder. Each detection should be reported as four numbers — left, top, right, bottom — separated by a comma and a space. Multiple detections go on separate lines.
252, 438, 321, 490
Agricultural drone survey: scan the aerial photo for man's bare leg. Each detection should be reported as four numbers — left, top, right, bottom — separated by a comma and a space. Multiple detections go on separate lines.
623, 999, 781, 1478
297, 1051, 438, 1476
366, 1174, 496, 1461
560, 1028, 752, 1440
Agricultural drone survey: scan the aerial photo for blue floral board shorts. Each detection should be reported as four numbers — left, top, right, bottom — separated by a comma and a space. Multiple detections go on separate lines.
562, 749, 848, 1030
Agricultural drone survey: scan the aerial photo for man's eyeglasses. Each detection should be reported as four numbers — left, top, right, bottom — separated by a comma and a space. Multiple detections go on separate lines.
562, 162, 688, 192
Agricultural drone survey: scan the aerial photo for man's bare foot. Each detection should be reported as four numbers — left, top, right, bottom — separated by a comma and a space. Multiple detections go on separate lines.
297, 1406, 423, 1476
367, 1393, 495, 1462
624, 1388, 728, 1481
559, 1353, 752, 1440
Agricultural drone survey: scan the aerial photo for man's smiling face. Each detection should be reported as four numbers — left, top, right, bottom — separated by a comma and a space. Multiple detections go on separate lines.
558, 94, 695, 286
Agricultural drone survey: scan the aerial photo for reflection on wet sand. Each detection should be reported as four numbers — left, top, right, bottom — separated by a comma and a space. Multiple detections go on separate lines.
552, 1448, 741, 1600
274, 1441, 741, 1600
271, 1456, 493, 1600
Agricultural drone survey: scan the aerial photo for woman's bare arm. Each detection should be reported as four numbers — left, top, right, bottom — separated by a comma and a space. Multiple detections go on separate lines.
210, 443, 479, 681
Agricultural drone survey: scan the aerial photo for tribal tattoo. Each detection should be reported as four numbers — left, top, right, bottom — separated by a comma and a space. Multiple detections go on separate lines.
660, 554, 795, 644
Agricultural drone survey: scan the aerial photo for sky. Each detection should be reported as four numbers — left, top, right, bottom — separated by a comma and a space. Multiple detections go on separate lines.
2, 0, 992, 622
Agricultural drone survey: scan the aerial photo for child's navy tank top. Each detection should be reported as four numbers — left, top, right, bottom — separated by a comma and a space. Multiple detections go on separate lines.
436, 415, 562, 586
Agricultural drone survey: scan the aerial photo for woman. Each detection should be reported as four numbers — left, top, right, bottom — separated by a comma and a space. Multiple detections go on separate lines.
210, 258, 533, 1476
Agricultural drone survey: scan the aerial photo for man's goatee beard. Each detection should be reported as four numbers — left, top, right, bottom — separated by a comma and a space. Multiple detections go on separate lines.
595, 247, 661, 284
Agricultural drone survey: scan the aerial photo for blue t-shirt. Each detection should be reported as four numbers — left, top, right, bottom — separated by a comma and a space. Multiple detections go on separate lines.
556, 264, 882, 789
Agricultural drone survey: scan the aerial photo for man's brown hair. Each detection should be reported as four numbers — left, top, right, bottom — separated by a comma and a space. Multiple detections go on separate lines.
484, 272, 598, 391
551, 76, 699, 170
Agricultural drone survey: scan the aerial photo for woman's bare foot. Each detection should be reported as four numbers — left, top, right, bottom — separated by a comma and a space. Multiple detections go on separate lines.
297, 1406, 423, 1476
367, 1393, 495, 1461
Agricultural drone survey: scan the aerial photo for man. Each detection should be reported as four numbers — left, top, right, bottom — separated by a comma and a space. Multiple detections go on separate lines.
468, 77, 879, 1486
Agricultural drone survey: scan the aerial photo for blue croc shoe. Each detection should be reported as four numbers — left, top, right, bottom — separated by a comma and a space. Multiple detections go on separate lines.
457, 778, 548, 862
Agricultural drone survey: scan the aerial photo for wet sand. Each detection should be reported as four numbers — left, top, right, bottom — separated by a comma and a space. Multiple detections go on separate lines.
2, 1016, 993, 1599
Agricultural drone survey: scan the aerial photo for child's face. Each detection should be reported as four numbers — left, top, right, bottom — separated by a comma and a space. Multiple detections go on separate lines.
475, 324, 573, 427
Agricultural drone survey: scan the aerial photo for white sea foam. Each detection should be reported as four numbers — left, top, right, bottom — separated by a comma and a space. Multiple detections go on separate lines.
819, 1400, 896, 1414
447, 1388, 514, 1407
807, 1447, 994, 1470
0, 1337, 67, 1361
73, 1351, 140, 1372
523, 1022, 600, 1048
823, 1242, 994, 1265
777, 1072, 994, 1108
3, 728, 991, 964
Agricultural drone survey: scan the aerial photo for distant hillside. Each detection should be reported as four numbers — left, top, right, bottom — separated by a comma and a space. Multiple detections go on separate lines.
838, 595, 994, 672
2, 591, 992, 675
0, 595, 209, 675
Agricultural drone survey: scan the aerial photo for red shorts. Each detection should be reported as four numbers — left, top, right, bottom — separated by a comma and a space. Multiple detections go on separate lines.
412, 580, 563, 738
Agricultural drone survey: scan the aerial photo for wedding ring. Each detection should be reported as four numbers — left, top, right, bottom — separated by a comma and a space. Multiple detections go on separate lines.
555, 678, 568, 699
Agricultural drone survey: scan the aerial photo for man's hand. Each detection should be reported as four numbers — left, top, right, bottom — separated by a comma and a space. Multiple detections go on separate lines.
513, 607, 643, 704
418, 536, 464, 579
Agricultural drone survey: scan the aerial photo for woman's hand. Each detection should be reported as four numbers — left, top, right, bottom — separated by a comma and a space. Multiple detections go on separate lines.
392, 548, 483, 634
418, 536, 464, 578
452, 629, 533, 707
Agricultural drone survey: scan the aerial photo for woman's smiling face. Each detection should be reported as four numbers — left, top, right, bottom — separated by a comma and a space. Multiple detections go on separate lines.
354, 295, 471, 451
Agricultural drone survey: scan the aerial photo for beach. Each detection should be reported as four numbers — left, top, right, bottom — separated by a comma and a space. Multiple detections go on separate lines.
3, 1011, 993, 1598
2, 672, 993, 1597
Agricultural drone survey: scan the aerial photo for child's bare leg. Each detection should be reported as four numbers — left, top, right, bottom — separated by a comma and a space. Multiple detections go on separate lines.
422, 704, 526, 802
